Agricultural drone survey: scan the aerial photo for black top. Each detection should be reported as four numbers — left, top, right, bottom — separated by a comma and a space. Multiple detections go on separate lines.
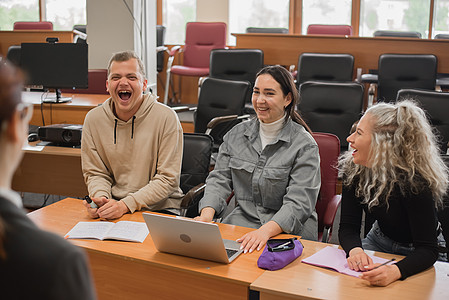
0, 196, 96, 299
338, 179, 439, 279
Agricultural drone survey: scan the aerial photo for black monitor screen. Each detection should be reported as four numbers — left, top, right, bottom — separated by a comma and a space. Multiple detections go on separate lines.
20, 42, 88, 89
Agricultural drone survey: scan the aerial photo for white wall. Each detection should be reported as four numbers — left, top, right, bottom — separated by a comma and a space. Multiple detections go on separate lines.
86, 0, 156, 92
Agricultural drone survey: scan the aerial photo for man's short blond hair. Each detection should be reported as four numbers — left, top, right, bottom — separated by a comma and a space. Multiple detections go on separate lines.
107, 50, 146, 78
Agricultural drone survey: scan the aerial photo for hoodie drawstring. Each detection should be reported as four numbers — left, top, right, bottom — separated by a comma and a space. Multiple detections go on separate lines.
114, 119, 118, 144
131, 116, 136, 139
114, 116, 136, 144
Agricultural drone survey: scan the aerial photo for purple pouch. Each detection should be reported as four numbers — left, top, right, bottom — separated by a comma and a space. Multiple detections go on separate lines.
257, 238, 303, 271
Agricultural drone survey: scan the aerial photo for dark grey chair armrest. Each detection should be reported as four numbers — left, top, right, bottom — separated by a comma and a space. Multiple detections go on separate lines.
361, 73, 378, 84
180, 183, 206, 210
205, 114, 251, 135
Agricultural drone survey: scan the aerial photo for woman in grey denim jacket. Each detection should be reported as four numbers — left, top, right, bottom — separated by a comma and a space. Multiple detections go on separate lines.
195, 65, 321, 254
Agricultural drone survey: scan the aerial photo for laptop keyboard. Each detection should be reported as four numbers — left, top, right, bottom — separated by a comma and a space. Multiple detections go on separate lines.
226, 248, 239, 258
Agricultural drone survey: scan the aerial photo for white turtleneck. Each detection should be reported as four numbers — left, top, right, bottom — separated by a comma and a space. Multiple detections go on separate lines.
259, 115, 286, 149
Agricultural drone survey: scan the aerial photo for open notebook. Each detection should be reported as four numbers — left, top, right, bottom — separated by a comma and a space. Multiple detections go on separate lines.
302, 246, 394, 277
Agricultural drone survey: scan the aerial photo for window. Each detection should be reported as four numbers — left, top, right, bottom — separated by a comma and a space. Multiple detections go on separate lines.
359, 0, 431, 37
163, 0, 196, 44
302, 0, 352, 34
228, 0, 289, 45
433, 0, 449, 38
45, 0, 86, 31
0, 0, 39, 30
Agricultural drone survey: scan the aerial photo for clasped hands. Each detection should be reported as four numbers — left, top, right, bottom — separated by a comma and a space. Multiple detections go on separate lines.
348, 247, 401, 286
83, 196, 129, 220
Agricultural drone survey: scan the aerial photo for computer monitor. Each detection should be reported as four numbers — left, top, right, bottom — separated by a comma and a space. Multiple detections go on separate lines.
20, 42, 88, 103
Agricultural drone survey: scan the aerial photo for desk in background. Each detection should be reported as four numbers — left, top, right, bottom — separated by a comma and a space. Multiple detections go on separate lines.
28, 198, 267, 300
233, 33, 449, 75
12, 144, 86, 197
0, 30, 74, 57
22, 91, 194, 132
251, 240, 449, 300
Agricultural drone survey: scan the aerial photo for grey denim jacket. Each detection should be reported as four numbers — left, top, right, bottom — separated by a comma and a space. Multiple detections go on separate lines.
199, 118, 321, 239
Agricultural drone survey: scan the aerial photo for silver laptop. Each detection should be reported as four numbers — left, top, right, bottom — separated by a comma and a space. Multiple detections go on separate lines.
142, 213, 243, 263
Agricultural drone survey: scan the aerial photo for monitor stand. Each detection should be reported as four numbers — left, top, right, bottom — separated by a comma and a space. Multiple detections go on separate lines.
43, 89, 72, 103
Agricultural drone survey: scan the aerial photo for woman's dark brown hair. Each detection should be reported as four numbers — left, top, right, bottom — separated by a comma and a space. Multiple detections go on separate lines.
255, 65, 312, 134
0, 57, 24, 260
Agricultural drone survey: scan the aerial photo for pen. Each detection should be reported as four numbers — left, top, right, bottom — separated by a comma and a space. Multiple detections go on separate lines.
84, 195, 98, 209
272, 238, 297, 250
370, 258, 396, 270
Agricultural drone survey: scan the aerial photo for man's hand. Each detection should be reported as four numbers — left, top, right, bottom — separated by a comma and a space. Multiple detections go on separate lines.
82, 196, 109, 218
96, 199, 130, 219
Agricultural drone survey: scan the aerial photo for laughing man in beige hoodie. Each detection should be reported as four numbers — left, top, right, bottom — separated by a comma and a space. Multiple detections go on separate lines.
81, 51, 183, 219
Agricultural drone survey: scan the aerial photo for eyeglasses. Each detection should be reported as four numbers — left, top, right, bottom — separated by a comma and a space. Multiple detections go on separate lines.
267, 238, 298, 252
16, 102, 33, 123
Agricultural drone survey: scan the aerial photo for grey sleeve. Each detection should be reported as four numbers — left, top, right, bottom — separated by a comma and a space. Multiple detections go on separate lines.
198, 135, 233, 216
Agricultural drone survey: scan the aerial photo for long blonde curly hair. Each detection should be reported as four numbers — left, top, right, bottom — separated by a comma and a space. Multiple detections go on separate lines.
339, 100, 448, 209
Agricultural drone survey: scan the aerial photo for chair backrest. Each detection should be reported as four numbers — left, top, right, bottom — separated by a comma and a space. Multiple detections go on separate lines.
156, 25, 166, 73
183, 22, 227, 69
61, 69, 108, 94
181, 133, 213, 217
180, 133, 213, 194
397, 88, 449, 154
306, 24, 353, 36
374, 30, 421, 38
6, 45, 21, 67
378, 54, 437, 102
73, 24, 87, 34
209, 49, 264, 103
298, 81, 364, 150
13, 21, 53, 30
435, 33, 449, 39
195, 78, 250, 145
297, 53, 354, 88
312, 132, 340, 241
245, 27, 289, 34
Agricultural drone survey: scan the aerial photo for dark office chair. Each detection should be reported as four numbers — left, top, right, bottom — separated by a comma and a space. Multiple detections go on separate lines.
195, 77, 251, 147
179, 133, 214, 217
61, 69, 108, 94
6, 45, 21, 67
73, 24, 87, 44
13, 21, 53, 30
397, 89, 449, 154
156, 25, 166, 73
209, 49, 264, 113
296, 53, 354, 89
312, 132, 342, 243
163, 22, 227, 104
435, 34, 449, 39
298, 81, 364, 151
245, 27, 289, 34
306, 24, 353, 36
377, 54, 437, 102
373, 30, 421, 38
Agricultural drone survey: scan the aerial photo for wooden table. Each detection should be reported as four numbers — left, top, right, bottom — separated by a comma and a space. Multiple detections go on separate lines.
0, 30, 74, 57
12, 144, 85, 197
27, 198, 269, 300
233, 33, 449, 74
22, 91, 108, 126
250, 239, 449, 300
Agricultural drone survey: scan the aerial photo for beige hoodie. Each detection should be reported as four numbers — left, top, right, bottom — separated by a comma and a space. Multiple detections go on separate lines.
81, 93, 183, 212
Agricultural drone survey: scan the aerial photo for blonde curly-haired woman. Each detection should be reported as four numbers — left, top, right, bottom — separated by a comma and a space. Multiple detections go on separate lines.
338, 100, 448, 286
